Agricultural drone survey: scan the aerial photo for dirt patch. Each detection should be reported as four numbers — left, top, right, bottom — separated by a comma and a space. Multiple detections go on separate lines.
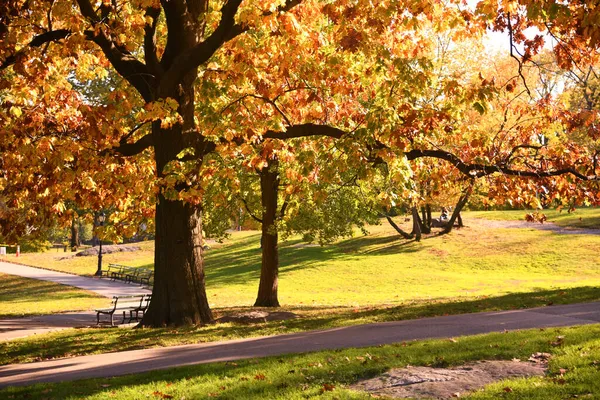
215, 311, 300, 324
428, 249, 448, 257
350, 355, 549, 399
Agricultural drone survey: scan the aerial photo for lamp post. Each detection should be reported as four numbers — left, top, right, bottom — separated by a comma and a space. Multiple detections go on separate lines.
95, 212, 106, 276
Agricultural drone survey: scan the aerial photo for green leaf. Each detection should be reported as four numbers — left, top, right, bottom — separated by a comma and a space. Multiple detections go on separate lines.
473, 101, 486, 115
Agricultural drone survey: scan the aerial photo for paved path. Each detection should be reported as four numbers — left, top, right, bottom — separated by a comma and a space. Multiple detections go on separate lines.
0, 312, 98, 341
1, 301, 599, 388
0, 261, 150, 340
0, 261, 151, 298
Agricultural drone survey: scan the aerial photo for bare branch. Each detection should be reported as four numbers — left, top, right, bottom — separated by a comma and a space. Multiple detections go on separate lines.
240, 197, 263, 223
102, 134, 154, 157
507, 12, 531, 96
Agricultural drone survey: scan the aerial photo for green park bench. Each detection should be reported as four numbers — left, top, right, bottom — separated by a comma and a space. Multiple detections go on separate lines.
100, 263, 153, 286
95, 294, 152, 326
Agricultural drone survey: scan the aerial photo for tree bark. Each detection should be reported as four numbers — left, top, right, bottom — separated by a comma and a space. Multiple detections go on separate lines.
411, 207, 422, 242
442, 190, 471, 234
70, 215, 79, 251
254, 159, 280, 307
385, 215, 413, 239
141, 67, 214, 325
420, 205, 432, 234
142, 194, 213, 325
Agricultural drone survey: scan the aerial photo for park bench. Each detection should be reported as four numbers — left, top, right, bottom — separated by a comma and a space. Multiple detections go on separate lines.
137, 269, 154, 286
109, 264, 136, 281
51, 243, 67, 252
99, 263, 154, 286
95, 294, 151, 326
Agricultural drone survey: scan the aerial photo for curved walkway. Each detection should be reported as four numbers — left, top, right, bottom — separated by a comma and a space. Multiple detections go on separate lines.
0, 261, 151, 298
0, 301, 599, 388
0, 261, 150, 340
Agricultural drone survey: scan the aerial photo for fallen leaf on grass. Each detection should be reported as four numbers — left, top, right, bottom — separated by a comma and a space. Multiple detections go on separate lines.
503, 387, 513, 393
254, 373, 266, 380
320, 383, 335, 393
551, 336, 565, 347
152, 391, 173, 399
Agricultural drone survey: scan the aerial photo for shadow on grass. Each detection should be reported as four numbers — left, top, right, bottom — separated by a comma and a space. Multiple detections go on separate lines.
0, 276, 100, 301
1, 285, 598, 370
5, 315, 600, 399
203, 231, 430, 287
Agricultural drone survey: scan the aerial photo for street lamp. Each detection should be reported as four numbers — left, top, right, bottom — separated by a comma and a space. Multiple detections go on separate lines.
95, 212, 106, 276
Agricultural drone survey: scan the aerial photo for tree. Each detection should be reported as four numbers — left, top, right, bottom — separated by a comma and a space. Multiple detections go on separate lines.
2, 0, 600, 327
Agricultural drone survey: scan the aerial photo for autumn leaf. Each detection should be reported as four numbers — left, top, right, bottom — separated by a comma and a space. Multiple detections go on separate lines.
320, 383, 335, 393
152, 391, 173, 399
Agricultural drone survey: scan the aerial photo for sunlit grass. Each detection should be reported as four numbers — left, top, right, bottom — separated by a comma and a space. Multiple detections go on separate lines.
5, 240, 156, 276
3, 324, 600, 399
466, 207, 600, 229
0, 273, 107, 318
2, 212, 599, 366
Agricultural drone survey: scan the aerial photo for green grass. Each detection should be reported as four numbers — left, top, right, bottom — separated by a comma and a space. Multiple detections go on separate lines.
3, 324, 600, 399
8, 240, 155, 276
2, 286, 599, 367
2, 216, 599, 365
466, 207, 600, 229
0, 273, 108, 318
14, 220, 600, 308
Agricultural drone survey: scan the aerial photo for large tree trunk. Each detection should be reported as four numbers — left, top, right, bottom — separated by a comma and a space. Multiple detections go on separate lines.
142, 194, 213, 325
70, 215, 79, 251
254, 160, 280, 307
142, 64, 214, 325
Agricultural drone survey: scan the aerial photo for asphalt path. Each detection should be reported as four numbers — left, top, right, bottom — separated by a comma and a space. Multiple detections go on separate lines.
0, 261, 150, 340
0, 260, 151, 298
0, 301, 599, 388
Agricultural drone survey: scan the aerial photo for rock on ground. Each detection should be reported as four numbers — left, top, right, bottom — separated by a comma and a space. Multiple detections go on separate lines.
75, 245, 141, 257
350, 358, 548, 399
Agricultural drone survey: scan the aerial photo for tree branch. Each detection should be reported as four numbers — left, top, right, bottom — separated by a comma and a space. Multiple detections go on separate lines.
0, 29, 71, 70
75, 0, 155, 102
144, 7, 162, 76
102, 134, 155, 157
405, 149, 599, 181
240, 197, 263, 223
264, 123, 346, 140
159, 0, 304, 94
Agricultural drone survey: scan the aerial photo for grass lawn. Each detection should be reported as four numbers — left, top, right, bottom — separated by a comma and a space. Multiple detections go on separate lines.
1, 217, 600, 366
8, 241, 155, 276
0, 273, 108, 318
3, 324, 600, 399
466, 207, 600, 229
